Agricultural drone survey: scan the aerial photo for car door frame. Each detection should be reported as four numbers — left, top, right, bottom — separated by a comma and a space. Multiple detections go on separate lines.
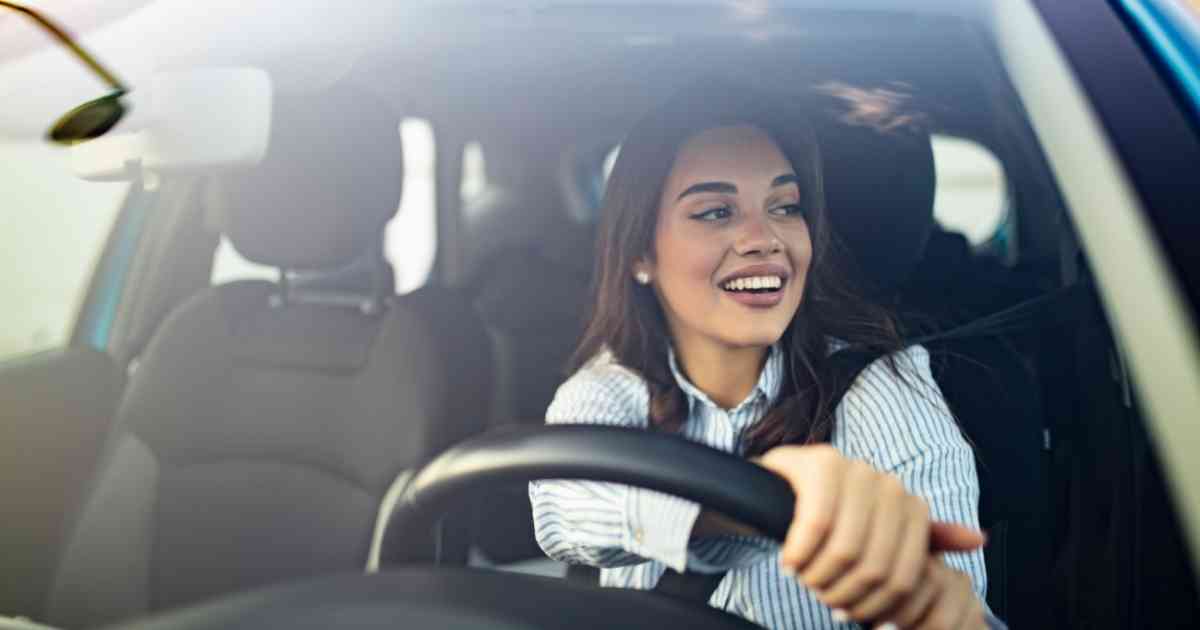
996, 0, 1200, 581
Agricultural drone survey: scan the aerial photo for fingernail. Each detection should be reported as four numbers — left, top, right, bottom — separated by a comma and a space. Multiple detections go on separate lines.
779, 563, 796, 577
876, 623, 899, 630
831, 609, 851, 623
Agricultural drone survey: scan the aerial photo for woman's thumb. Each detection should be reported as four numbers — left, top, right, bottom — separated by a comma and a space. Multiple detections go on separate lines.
929, 521, 986, 552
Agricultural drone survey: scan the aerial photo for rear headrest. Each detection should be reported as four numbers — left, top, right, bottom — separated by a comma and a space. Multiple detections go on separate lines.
208, 86, 403, 271
817, 116, 936, 298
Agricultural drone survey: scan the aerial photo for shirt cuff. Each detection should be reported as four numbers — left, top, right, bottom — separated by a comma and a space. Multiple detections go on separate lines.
625, 487, 701, 573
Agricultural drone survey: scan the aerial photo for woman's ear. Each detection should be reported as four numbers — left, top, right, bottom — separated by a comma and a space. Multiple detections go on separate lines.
632, 259, 653, 286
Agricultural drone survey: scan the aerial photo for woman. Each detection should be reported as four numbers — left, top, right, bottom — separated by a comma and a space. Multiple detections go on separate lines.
529, 84, 999, 630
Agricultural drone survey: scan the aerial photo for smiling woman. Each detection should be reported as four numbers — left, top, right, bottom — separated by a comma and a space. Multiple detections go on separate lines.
530, 83, 996, 630
5, 1, 1200, 628
643, 126, 812, 366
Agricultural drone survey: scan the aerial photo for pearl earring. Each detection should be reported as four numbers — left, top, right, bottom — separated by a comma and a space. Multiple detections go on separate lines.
635, 270, 651, 285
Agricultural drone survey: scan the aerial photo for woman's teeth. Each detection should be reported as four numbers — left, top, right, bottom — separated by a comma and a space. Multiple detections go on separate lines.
722, 275, 783, 292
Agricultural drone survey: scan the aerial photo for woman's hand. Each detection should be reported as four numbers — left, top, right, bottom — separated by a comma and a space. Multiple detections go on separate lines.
873, 556, 988, 630
757, 445, 986, 626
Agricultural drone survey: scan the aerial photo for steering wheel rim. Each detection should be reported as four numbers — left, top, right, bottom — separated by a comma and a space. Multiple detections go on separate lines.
380, 425, 795, 566
107, 426, 794, 630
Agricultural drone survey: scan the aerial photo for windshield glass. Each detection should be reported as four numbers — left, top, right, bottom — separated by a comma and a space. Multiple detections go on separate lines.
0, 138, 127, 359
2, 2, 1198, 629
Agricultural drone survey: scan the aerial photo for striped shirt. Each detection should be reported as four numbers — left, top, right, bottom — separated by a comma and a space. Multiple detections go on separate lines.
529, 344, 1001, 629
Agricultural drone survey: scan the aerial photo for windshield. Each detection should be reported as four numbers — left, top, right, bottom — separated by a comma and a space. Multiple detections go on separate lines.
2, 2, 1199, 629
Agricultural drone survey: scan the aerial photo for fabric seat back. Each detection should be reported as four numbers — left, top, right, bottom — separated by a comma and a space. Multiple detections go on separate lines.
47, 87, 491, 627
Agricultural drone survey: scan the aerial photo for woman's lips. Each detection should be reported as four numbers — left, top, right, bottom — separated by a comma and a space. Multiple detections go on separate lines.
717, 262, 791, 309
724, 287, 785, 308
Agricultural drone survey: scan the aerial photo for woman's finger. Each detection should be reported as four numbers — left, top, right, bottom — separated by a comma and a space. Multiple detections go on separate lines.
762, 446, 845, 572
816, 474, 907, 612
799, 459, 879, 590
928, 521, 986, 553
843, 494, 931, 621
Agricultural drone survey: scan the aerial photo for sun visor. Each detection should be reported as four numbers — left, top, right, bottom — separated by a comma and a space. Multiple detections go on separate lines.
71, 67, 272, 181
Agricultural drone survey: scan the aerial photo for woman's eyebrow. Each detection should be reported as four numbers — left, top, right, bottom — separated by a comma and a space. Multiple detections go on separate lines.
676, 174, 798, 201
676, 181, 736, 200
772, 174, 800, 187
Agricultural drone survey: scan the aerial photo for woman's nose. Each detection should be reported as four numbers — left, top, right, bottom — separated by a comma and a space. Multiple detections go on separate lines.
733, 216, 783, 257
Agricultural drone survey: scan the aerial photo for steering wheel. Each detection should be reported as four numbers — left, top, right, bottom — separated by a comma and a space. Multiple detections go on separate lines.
112, 426, 796, 630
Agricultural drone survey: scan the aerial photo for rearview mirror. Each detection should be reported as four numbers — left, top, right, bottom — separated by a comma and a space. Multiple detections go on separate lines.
49, 91, 127, 145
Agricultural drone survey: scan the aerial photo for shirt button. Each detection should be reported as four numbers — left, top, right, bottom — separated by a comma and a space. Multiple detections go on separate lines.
634, 529, 645, 544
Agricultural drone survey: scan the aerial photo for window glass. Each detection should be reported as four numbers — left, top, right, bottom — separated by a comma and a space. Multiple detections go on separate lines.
461, 141, 487, 203
210, 237, 279, 284
1174, 0, 1200, 21
0, 140, 129, 360
602, 145, 620, 183
211, 118, 437, 295
387, 118, 437, 294
929, 135, 1008, 246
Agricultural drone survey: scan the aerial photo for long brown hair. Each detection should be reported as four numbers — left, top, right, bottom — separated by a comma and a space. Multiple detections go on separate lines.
571, 83, 907, 456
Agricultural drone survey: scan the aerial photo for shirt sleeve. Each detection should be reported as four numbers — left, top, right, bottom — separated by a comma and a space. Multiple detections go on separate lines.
833, 345, 997, 618
528, 361, 702, 573
685, 535, 778, 573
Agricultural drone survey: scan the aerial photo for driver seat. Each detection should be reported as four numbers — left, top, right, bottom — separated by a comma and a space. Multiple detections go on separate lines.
45, 87, 491, 627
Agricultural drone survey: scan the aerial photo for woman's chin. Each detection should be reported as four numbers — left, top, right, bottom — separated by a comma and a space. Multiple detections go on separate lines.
718, 329, 787, 351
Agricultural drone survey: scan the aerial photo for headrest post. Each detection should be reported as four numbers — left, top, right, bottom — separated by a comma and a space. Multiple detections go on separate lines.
268, 241, 394, 315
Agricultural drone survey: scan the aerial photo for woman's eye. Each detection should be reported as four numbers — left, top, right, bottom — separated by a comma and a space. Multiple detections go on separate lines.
692, 206, 732, 221
769, 204, 807, 217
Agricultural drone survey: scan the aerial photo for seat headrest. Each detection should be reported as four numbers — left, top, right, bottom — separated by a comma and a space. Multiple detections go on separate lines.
208, 86, 403, 271
817, 116, 936, 299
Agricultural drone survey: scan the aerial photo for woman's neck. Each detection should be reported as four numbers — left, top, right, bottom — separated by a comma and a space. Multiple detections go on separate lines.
672, 337, 768, 410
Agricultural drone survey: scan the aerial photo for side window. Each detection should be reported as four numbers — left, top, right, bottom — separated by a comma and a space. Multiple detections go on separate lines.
0, 140, 130, 361
211, 117, 437, 295
571, 143, 619, 220
602, 145, 620, 183
387, 118, 437, 294
930, 135, 1008, 246
460, 140, 487, 204
210, 237, 279, 283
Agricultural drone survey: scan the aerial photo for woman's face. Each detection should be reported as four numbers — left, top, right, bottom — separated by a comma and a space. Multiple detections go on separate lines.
638, 125, 812, 353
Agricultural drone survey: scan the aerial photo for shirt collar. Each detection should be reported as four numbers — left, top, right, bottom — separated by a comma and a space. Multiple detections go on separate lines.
667, 343, 785, 413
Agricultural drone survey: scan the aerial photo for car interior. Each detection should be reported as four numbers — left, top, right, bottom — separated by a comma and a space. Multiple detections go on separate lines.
1, 2, 1199, 629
